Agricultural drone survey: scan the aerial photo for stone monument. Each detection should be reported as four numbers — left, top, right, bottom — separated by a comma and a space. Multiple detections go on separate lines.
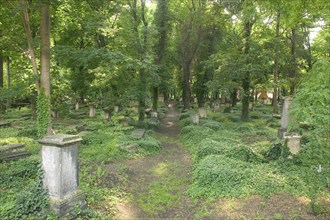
38, 134, 86, 217
278, 96, 292, 138
89, 104, 96, 118
198, 108, 207, 118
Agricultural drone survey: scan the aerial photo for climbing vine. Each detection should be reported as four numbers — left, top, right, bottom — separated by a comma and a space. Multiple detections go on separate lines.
36, 91, 51, 138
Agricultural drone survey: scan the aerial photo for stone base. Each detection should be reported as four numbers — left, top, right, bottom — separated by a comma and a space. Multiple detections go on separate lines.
50, 190, 87, 217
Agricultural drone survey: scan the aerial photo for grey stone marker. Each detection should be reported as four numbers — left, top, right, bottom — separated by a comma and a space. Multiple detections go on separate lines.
89, 104, 96, 118
198, 108, 207, 118
132, 107, 138, 113
38, 134, 86, 217
131, 129, 146, 139
278, 96, 292, 138
158, 95, 164, 103
114, 106, 119, 113
213, 103, 220, 112
191, 114, 199, 124
75, 102, 80, 110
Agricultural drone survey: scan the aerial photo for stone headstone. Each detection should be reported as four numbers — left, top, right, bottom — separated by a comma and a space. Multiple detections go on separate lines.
114, 106, 119, 113
89, 104, 96, 118
52, 110, 58, 118
119, 143, 138, 153
104, 111, 110, 120
0, 121, 10, 128
151, 111, 158, 118
198, 108, 207, 118
249, 102, 254, 110
38, 134, 86, 217
284, 132, 301, 155
191, 114, 199, 124
278, 96, 292, 138
0, 144, 30, 161
132, 107, 138, 114
158, 95, 164, 103
194, 97, 198, 103
213, 103, 220, 112
75, 102, 80, 110
131, 129, 145, 139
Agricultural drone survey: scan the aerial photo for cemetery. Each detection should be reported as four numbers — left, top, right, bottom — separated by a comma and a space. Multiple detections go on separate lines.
0, 0, 329, 219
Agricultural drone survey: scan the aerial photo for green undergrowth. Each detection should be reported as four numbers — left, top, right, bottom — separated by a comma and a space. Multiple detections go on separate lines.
179, 107, 330, 206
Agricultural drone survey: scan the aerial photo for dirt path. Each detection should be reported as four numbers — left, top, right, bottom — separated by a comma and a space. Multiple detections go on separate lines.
110, 106, 198, 219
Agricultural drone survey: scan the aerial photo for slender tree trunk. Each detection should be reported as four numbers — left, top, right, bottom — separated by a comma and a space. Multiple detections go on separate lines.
241, 21, 252, 121
40, 1, 52, 134
231, 88, 238, 107
19, 0, 40, 93
273, 9, 280, 114
152, 87, 158, 111
6, 57, 11, 109
183, 62, 191, 110
289, 28, 297, 95
0, 56, 4, 114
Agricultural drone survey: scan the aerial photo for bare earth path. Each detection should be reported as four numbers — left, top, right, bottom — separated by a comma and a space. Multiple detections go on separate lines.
110, 106, 199, 219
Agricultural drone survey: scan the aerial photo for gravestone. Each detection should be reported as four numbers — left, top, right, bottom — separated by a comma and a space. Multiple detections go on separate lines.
52, 110, 58, 118
114, 106, 119, 113
278, 96, 292, 138
284, 132, 301, 156
191, 114, 199, 124
249, 102, 254, 110
119, 143, 138, 153
89, 104, 96, 118
194, 97, 198, 103
132, 107, 138, 114
75, 102, 80, 110
0, 144, 30, 161
158, 95, 164, 103
198, 108, 207, 118
0, 121, 10, 128
151, 111, 158, 118
131, 129, 145, 139
103, 108, 110, 120
213, 103, 220, 112
38, 134, 86, 217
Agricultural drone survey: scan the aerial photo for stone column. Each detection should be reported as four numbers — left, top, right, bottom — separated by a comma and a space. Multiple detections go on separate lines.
38, 134, 86, 217
278, 96, 292, 138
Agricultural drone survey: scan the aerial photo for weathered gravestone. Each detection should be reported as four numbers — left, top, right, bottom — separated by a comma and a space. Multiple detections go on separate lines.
119, 143, 138, 153
131, 129, 146, 139
151, 111, 158, 119
198, 108, 207, 118
284, 132, 301, 156
75, 102, 80, 110
114, 106, 119, 113
278, 96, 292, 138
38, 134, 86, 217
213, 103, 220, 112
0, 144, 30, 161
0, 121, 11, 128
89, 104, 96, 118
103, 108, 111, 120
191, 114, 199, 124
158, 95, 165, 103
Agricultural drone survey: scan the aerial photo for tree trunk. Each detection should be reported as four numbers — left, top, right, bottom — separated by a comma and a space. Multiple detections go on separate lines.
19, 0, 40, 93
231, 88, 238, 107
152, 87, 158, 111
241, 21, 252, 121
0, 56, 4, 114
289, 28, 297, 95
40, 1, 52, 134
6, 57, 11, 109
273, 9, 280, 114
183, 62, 191, 110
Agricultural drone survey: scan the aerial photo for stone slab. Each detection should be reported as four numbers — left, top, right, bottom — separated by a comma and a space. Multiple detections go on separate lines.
38, 134, 82, 147
0, 121, 11, 128
119, 143, 138, 153
131, 129, 146, 139
0, 144, 29, 161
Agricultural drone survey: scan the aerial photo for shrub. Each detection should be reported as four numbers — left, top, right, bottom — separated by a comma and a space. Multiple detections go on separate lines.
200, 119, 223, 131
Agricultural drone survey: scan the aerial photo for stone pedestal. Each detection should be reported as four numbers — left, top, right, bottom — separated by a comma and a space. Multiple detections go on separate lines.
89, 104, 96, 118
284, 132, 301, 155
38, 134, 86, 217
191, 114, 199, 124
198, 108, 207, 118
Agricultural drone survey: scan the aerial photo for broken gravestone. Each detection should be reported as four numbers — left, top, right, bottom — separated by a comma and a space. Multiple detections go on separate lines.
0, 144, 30, 162
119, 143, 139, 153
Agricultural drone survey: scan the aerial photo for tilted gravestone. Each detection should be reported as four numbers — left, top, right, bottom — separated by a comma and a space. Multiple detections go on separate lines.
0, 144, 30, 161
38, 134, 86, 217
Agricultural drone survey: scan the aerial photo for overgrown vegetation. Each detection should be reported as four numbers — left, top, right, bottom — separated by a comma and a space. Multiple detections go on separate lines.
180, 105, 330, 215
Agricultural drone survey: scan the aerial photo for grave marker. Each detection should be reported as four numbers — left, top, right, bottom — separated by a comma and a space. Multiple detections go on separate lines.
278, 96, 292, 138
0, 144, 30, 161
89, 104, 96, 118
38, 134, 86, 217
191, 114, 199, 124
131, 129, 145, 139
198, 108, 207, 118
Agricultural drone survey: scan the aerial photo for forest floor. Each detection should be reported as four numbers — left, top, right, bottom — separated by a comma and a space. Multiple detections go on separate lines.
102, 106, 328, 220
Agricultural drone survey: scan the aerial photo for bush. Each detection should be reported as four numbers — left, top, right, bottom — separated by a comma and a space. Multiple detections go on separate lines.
200, 119, 223, 131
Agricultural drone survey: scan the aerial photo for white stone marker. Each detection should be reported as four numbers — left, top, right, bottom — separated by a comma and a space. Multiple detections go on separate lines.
198, 108, 207, 118
284, 132, 301, 155
38, 134, 86, 217
75, 102, 80, 110
151, 111, 158, 118
114, 106, 119, 113
89, 104, 96, 117
191, 114, 199, 124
